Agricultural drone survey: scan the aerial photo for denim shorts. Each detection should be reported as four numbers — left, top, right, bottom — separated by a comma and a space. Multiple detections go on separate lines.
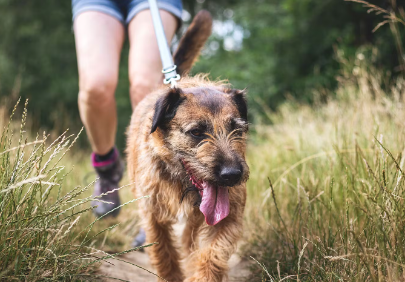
72, 0, 183, 25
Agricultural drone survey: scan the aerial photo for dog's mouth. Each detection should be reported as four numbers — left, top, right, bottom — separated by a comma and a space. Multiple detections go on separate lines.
182, 160, 230, 226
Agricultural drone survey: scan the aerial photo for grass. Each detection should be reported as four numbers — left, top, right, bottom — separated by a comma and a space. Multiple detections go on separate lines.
244, 52, 405, 281
0, 98, 154, 281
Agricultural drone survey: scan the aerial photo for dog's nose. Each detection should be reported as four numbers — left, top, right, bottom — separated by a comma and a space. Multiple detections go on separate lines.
220, 166, 242, 185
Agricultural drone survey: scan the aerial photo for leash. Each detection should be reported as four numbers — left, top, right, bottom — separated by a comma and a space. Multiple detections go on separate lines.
148, 0, 180, 88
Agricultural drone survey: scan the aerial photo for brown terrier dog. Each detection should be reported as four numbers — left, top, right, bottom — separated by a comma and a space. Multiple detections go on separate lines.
126, 10, 249, 282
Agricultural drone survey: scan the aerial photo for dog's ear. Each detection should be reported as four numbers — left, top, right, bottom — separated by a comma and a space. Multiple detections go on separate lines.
226, 89, 248, 121
151, 87, 185, 134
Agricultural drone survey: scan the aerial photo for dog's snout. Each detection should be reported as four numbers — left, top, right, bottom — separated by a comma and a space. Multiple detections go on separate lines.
220, 166, 242, 185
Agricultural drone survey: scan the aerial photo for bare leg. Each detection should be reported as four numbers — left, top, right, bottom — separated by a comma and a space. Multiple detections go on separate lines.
128, 10, 178, 109
74, 12, 125, 154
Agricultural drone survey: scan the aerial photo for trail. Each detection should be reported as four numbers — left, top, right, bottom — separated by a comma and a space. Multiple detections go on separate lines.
98, 220, 250, 281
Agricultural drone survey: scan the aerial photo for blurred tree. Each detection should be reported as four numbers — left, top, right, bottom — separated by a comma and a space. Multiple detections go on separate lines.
192, 0, 403, 119
0, 0, 79, 133
0, 0, 403, 148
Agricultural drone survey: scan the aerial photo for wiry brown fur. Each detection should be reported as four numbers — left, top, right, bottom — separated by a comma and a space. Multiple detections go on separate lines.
126, 11, 248, 282
174, 10, 212, 76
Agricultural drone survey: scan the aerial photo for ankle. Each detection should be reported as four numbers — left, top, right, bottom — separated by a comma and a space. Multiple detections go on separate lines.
91, 147, 118, 168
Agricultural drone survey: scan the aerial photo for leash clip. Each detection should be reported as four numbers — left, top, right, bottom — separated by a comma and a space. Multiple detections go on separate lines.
163, 74, 181, 88
162, 65, 180, 88
148, 0, 181, 88
162, 65, 177, 74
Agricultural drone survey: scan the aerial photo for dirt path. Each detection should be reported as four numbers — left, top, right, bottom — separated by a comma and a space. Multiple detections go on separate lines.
99, 220, 250, 281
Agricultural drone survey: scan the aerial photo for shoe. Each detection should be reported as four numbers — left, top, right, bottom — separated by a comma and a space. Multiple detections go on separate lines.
132, 227, 146, 250
91, 148, 123, 218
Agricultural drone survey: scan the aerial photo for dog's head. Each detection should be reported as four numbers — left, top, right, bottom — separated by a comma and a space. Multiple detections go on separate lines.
150, 85, 249, 225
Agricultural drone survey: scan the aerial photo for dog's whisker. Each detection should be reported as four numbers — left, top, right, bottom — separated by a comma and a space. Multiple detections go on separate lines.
229, 136, 247, 143
198, 139, 215, 147
204, 132, 217, 141
227, 129, 242, 141
213, 124, 226, 139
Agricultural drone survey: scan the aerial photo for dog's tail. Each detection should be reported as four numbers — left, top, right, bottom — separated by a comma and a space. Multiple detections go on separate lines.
174, 10, 212, 75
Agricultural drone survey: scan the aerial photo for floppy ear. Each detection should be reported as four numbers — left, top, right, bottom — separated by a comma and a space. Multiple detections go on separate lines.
226, 89, 248, 121
151, 87, 185, 133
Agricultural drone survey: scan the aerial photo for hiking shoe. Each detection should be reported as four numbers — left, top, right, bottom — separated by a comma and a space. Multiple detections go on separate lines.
132, 227, 146, 250
91, 148, 123, 218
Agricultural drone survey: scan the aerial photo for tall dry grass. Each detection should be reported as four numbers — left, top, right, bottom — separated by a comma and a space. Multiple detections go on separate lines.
0, 99, 156, 281
244, 51, 405, 281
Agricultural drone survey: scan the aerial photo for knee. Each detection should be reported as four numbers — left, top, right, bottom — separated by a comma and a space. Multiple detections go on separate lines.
78, 72, 118, 108
129, 74, 160, 106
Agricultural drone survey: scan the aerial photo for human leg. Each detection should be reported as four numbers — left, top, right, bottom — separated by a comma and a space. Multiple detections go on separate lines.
128, 9, 178, 109
73, 11, 125, 216
74, 11, 125, 155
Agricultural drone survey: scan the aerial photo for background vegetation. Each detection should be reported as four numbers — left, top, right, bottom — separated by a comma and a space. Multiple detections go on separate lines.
0, 0, 403, 149
1, 0, 405, 281
245, 56, 405, 281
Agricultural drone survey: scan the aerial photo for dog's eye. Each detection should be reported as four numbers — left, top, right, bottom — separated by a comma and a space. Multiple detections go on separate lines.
231, 119, 237, 129
189, 129, 204, 138
230, 119, 248, 134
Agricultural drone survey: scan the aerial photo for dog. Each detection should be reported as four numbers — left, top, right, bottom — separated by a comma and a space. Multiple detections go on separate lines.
126, 10, 249, 282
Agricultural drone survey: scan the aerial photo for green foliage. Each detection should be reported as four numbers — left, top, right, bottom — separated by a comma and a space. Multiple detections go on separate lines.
0, 0, 78, 129
0, 0, 403, 147
193, 0, 403, 119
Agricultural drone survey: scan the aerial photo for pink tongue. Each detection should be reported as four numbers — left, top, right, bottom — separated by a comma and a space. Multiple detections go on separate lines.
199, 182, 230, 225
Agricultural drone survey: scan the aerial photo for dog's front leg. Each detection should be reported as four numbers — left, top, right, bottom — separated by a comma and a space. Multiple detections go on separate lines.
182, 208, 204, 256
139, 180, 184, 282
184, 211, 243, 282
143, 211, 184, 282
